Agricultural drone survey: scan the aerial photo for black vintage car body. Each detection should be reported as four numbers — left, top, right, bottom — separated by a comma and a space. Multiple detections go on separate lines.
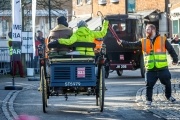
103, 14, 145, 78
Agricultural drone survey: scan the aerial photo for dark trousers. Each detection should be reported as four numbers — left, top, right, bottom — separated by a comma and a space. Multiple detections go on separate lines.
34, 56, 39, 74
146, 69, 172, 101
11, 61, 24, 77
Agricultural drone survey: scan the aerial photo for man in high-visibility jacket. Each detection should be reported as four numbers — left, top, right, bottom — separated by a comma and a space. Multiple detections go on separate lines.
117, 24, 178, 106
58, 20, 109, 56
8, 32, 24, 77
94, 38, 103, 54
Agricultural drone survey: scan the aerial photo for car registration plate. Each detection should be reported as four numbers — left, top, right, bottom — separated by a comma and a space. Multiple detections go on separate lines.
77, 67, 85, 78
116, 65, 127, 68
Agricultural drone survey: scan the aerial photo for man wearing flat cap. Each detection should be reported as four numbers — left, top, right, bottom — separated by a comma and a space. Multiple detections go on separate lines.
48, 16, 73, 53
39, 16, 73, 92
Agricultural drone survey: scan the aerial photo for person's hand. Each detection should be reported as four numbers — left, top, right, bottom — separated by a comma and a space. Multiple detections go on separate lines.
172, 62, 177, 65
117, 39, 122, 46
103, 20, 109, 25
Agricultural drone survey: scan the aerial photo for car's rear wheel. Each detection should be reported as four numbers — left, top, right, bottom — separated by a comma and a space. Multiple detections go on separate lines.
140, 55, 145, 78
116, 70, 123, 76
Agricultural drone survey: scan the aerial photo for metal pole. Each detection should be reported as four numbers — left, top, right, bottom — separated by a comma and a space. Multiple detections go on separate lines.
165, 0, 170, 37
48, 0, 51, 30
125, 0, 128, 14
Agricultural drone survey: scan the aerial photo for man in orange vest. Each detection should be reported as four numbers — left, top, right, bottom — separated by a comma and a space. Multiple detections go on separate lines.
117, 24, 178, 106
94, 38, 103, 55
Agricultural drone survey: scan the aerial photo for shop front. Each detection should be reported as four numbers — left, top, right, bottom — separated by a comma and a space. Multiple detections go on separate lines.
171, 7, 180, 37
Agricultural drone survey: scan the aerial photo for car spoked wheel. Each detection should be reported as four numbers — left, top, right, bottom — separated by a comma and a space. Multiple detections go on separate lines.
116, 70, 123, 76
41, 66, 47, 113
99, 66, 105, 112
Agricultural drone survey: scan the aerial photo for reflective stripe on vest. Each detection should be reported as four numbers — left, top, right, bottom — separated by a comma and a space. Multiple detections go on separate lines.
142, 36, 168, 69
8, 38, 13, 56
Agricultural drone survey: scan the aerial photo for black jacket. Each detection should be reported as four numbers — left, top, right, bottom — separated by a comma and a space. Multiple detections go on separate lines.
121, 35, 178, 71
171, 39, 180, 44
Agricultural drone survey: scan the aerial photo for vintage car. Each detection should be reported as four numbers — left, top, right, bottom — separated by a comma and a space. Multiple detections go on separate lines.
103, 14, 145, 78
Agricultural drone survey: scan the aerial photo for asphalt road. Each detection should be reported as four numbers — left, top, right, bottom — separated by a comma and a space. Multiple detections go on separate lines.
0, 69, 165, 120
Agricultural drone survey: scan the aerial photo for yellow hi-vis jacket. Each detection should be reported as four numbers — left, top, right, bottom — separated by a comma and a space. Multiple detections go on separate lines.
141, 36, 168, 69
8, 38, 13, 56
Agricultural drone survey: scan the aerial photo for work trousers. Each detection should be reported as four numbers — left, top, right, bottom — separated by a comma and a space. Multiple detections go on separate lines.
146, 69, 172, 101
11, 61, 24, 77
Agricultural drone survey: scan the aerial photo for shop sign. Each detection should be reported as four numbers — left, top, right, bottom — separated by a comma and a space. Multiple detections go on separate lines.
171, 12, 180, 17
148, 13, 160, 22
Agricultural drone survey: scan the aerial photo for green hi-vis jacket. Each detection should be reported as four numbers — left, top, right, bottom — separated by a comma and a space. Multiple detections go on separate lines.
58, 20, 109, 56
8, 38, 13, 56
142, 36, 168, 69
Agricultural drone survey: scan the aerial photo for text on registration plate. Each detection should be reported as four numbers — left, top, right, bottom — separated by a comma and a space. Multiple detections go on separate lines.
116, 65, 127, 68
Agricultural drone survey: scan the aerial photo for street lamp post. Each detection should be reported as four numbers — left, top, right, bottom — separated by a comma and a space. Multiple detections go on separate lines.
125, 0, 128, 14
48, 0, 51, 30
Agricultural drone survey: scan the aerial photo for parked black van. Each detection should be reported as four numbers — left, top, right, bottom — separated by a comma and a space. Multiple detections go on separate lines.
103, 14, 145, 78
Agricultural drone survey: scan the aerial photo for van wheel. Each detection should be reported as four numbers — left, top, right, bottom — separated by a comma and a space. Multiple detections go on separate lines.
140, 55, 145, 78
105, 71, 109, 78
116, 70, 123, 76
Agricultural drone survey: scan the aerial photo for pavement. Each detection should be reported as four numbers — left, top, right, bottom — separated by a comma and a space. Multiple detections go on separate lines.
136, 66, 180, 120
0, 75, 40, 120
0, 66, 180, 120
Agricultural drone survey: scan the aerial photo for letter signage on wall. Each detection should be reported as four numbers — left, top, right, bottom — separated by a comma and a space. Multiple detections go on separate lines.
21, 32, 33, 53
12, 0, 22, 61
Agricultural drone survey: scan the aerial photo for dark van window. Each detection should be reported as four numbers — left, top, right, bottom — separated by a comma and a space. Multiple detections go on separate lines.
126, 19, 136, 34
112, 23, 126, 32
107, 21, 126, 37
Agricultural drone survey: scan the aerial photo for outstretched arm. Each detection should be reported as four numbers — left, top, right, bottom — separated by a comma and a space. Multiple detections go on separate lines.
58, 33, 77, 45
117, 39, 142, 49
91, 20, 109, 38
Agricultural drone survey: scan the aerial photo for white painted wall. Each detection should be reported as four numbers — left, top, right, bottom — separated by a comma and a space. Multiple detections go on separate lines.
159, 12, 168, 36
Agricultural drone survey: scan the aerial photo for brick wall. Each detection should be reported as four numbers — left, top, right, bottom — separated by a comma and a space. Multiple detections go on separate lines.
171, 2, 180, 10
92, 0, 125, 17
136, 0, 165, 12
92, 0, 166, 17
170, 0, 180, 6
72, 0, 92, 16
71, 0, 167, 17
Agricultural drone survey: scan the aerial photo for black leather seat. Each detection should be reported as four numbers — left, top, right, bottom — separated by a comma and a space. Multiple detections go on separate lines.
48, 40, 96, 59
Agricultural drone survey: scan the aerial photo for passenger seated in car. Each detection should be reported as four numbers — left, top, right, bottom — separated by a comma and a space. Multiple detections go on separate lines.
48, 16, 73, 56
38, 16, 72, 92
57, 20, 109, 56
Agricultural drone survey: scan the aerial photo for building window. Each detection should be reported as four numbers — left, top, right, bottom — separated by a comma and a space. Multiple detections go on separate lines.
128, 0, 135, 13
173, 20, 179, 34
110, 0, 119, 3
86, 0, 91, 4
77, 0, 82, 5
98, 0, 107, 5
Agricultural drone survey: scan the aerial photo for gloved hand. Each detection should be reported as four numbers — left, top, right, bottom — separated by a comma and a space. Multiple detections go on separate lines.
117, 39, 123, 46
172, 62, 177, 65
103, 20, 109, 25
58, 39, 61, 44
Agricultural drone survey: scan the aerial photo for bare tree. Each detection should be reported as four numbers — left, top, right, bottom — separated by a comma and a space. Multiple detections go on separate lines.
0, 0, 72, 17
0, 0, 72, 31
37, 0, 71, 10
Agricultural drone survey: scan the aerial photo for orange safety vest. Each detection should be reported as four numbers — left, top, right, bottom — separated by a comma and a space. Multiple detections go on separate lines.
141, 36, 168, 69
94, 39, 103, 53
45, 38, 49, 58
